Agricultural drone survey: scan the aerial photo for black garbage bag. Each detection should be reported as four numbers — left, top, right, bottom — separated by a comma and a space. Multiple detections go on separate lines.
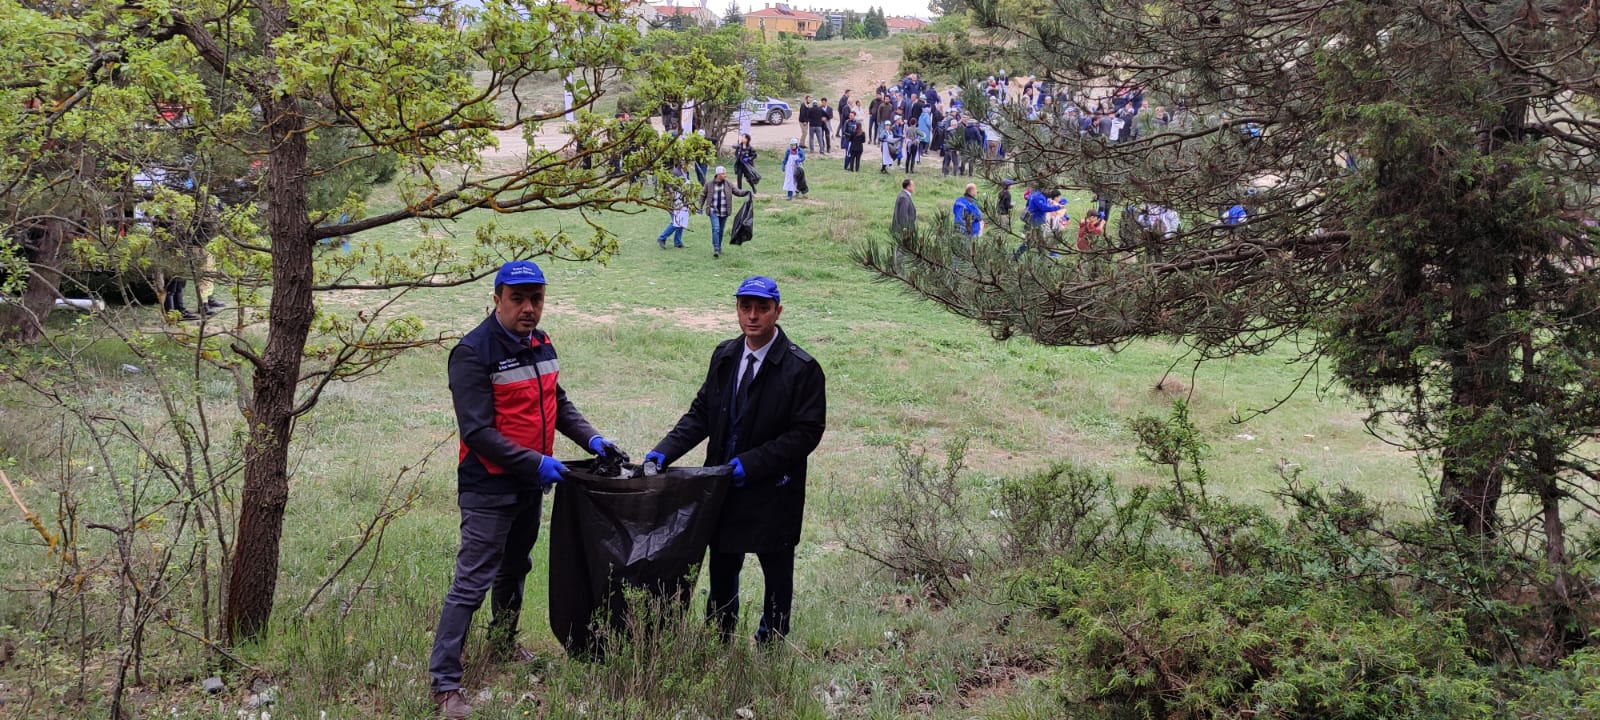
738, 158, 761, 186
794, 164, 809, 194
729, 195, 756, 246
548, 459, 732, 659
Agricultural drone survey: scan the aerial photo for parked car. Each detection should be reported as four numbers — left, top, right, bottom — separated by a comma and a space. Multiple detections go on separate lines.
734, 97, 792, 126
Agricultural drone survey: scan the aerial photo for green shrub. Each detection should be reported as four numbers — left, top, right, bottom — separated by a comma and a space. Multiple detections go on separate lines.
1507, 645, 1600, 718
1012, 559, 1497, 719
832, 440, 986, 605
993, 461, 1156, 567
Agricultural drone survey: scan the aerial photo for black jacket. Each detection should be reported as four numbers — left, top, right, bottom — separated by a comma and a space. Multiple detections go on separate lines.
652, 327, 826, 552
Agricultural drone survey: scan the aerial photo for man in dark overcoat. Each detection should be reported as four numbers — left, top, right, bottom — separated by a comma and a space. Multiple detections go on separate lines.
644, 276, 827, 643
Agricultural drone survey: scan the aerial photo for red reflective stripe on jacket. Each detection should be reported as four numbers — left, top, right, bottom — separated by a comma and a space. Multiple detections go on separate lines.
456, 326, 561, 475
482, 360, 560, 471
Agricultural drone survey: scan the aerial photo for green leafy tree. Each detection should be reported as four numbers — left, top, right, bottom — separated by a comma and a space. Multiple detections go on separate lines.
842, 11, 867, 39
814, 16, 835, 41
863, 0, 1600, 650
864, 7, 890, 38
640, 26, 807, 148
1, 0, 712, 643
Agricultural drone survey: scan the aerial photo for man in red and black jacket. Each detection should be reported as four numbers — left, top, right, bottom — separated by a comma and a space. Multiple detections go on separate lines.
429, 260, 624, 719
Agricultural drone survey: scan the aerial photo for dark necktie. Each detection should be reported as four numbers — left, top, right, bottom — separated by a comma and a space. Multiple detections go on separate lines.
734, 353, 757, 417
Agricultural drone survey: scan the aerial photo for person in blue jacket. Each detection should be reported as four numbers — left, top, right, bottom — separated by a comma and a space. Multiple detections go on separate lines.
1015, 188, 1065, 259
953, 183, 983, 236
1224, 203, 1248, 225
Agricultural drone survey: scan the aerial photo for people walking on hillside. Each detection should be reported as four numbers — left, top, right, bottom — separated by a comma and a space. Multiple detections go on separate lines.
836, 90, 852, 148
953, 183, 983, 237
782, 139, 806, 200
905, 108, 930, 174
734, 134, 759, 190
873, 92, 893, 144
813, 98, 833, 154
1077, 211, 1105, 252
996, 180, 1015, 230
1015, 188, 1065, 259
797, 95, 812, 151
845, 113, 866, 172
961, 119, 984, 176
940, 111, 962, 176
657, 166, 692, 249
700, 166, 752, 258
892, 178, 917, 240
880, 116, 904, 174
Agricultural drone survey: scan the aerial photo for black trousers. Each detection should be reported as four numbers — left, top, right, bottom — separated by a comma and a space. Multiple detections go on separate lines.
706, 548, 795, 641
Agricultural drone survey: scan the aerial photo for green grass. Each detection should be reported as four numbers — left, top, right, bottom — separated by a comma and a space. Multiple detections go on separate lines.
0, 40, 1424, 719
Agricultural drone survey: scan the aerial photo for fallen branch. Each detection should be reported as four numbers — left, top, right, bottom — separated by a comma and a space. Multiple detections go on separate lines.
1, 467, 63, 558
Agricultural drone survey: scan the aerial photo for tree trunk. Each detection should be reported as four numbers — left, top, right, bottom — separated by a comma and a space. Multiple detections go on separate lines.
0, 219, 65, 344
1436, 84, 1526, 537
1437, 280, 1511, 536
224, 89, 313, 642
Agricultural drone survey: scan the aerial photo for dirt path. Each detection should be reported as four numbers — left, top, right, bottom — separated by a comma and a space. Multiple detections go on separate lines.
483, 48, 903, 158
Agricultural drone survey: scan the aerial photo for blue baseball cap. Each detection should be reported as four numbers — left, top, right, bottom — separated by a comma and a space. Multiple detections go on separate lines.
495, 260, 546, 287
734, 276, 780, 304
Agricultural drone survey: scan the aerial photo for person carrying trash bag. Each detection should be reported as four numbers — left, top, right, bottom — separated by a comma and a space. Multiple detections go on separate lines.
645, 276, 827, 645
734, 133, 760, 190
547, 458, 734, 660
429, 260, 628, 720
729, 193, 756, 247
699, 166, 752, 259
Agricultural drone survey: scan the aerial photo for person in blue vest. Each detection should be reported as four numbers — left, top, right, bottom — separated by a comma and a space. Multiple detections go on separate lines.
953, 183, 983, 236
1015, 188, 1065, 259
644, 276, 827, 645
429, 260, 625, 719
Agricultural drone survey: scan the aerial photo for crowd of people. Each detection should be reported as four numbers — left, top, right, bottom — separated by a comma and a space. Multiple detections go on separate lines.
642, 69, 1266, 264
858, 70, 1278, 260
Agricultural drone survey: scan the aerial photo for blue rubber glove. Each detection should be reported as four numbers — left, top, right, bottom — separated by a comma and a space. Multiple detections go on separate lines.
537, 455, 568, 488
588, 435, 627, 461
644, 451, 666, 468
730, 457, 746, 487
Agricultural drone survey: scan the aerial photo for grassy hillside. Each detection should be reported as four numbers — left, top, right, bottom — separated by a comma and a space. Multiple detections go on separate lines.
0, 36, 1429, 719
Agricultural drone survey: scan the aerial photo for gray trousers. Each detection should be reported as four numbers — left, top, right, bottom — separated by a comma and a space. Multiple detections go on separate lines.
810, 123, 830, 152
428, 494, 543, 692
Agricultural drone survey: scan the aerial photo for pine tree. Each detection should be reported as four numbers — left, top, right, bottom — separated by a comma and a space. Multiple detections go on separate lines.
862, 0, 1600, 650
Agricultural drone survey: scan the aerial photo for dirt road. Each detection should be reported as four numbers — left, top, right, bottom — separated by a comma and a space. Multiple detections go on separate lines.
483, 48, 902, 158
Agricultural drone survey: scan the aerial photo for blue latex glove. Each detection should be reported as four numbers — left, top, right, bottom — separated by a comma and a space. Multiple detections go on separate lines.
644, 451, 666, 468
730, 457, 746, 487
537, 455, 568, 488
588, 435, 626, 461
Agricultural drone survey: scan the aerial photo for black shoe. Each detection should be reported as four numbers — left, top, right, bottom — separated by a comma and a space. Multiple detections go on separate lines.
177, 310, 200, 322
205, 297, 226, 310
659, 240, 667, 249
713, 250, 721, 258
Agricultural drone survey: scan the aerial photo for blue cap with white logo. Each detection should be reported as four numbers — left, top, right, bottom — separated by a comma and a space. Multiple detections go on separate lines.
495, 260, 546, 287
734, 276, 780, 304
